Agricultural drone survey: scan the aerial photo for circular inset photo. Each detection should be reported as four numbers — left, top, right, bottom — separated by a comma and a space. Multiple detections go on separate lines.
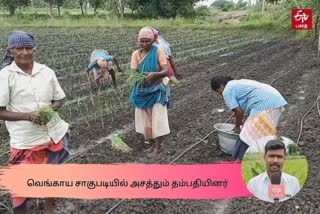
241, 136, 307, 203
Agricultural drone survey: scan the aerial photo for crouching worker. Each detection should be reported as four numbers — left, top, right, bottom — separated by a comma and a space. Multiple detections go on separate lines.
211, 76, 288, 161
86, 49, 122, 87
0, 31, 71, 214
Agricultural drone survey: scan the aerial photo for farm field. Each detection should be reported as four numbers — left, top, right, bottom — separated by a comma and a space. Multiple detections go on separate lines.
0, 28, 319, 214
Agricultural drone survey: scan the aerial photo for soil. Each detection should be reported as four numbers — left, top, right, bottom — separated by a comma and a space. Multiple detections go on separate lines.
58, 39, 320, 214
0, 30, 319, 214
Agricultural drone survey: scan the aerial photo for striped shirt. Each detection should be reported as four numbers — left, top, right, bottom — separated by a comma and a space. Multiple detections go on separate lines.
222, 79, 288, 117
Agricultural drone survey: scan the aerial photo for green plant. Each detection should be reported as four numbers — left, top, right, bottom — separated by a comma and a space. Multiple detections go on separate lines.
194, 6, 210, 17
169, 76, 181, 87
127, 71, 145, 88
110, 134, 132, 153
0, 200, 14, 214
77, 98, 91, 129
36, 106, 58, 125
287, 143, 300, 156
222, 7, 229, 12
251, 160, 265, 177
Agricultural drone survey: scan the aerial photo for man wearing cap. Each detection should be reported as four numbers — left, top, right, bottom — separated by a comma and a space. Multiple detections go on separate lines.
86, 49, 122, 87
0, 31, 71, 214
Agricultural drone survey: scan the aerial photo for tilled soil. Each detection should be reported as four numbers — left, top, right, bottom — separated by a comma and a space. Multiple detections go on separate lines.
224, 46, 320, 214
1, 32, 319, 214
55, 39, 319, 214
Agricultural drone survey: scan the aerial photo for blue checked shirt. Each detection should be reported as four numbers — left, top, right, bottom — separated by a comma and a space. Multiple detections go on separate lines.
222, 79, 288, 117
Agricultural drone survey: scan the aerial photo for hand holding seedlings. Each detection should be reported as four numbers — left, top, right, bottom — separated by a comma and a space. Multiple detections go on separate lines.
27, 112, 48, 125
28, 106, 58, 125
0, 31, 70, 214
127, 71, 145, 87
143, 73, 158, 86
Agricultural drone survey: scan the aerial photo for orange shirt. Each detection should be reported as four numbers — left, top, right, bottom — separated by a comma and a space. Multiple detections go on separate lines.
130, 47, 167, 72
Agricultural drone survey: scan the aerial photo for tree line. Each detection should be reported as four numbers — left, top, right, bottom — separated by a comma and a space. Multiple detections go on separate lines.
0, 0, 197, 18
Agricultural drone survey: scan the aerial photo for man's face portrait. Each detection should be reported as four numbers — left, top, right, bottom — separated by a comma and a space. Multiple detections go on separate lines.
10, 45, 34, 66
264, 149, 285, 173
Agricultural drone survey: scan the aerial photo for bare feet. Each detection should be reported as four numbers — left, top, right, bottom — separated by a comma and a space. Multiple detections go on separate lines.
147, 143, 164, 159
148, 148, 159, 158
144, 139, 155, 152
145, 144, 155, 153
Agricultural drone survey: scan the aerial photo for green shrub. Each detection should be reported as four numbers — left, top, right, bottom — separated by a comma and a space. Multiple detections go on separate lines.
195, 6, 211, 17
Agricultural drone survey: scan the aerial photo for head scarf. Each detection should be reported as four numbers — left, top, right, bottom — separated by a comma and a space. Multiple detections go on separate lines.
151, 27, 160, 44
152, 28, 159, 38
138, 27, 155, 41
8, 31, 35, 49
1, 31, 35, 69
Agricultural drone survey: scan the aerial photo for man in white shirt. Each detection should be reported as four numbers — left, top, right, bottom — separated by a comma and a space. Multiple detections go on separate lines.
0, 31, 71, 214
247, 140, 300, 203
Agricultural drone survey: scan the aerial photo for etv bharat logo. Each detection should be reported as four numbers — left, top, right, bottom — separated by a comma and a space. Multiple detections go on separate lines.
268, 184, 285, 199
291, 9, 312, 30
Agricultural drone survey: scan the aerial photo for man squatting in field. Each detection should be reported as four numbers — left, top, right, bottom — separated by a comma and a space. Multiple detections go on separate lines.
211, 76, 288, 161
129, 27, 171, 158
0, 31, 71, 214
86, 49, 122, 87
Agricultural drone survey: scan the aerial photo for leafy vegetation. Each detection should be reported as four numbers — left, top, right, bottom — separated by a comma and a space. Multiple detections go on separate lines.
37, 106, 59, 125
127, 71, 146, 88
0, 0, 30, 15
110, 134, 132, 153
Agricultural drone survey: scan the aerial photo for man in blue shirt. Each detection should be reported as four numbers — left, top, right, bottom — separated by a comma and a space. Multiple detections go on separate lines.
211, 76, 288, 161
86, 50, 122, 88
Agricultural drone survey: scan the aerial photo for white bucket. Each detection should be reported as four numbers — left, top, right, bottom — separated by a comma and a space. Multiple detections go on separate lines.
214, 123, 239, 154
246, 136, 295, 153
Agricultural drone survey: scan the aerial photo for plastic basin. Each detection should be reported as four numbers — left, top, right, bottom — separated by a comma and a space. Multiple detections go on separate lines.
214, 123, 239, 154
